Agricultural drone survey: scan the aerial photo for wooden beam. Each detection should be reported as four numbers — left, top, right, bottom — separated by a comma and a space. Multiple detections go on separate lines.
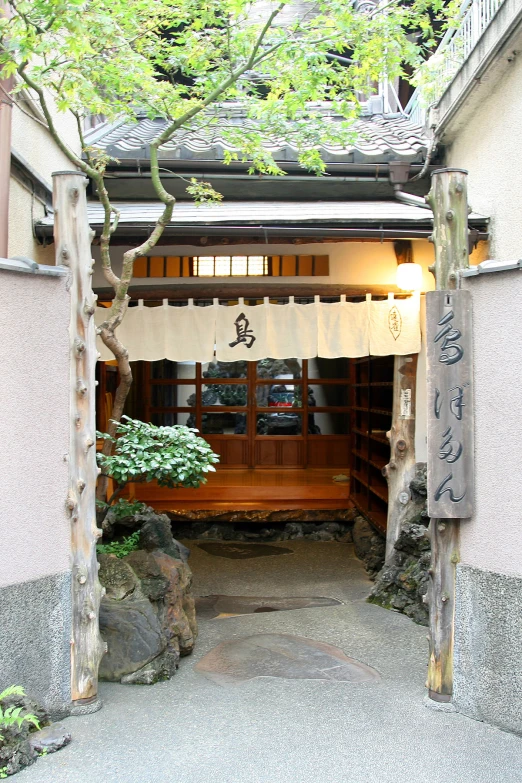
425, 167, 470, 701
94, 283, 407, 302
98, 236, 413, 247
54, 171, 105, 711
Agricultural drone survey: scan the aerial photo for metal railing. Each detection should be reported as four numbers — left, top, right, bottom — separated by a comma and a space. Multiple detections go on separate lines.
405, 0, 505, 126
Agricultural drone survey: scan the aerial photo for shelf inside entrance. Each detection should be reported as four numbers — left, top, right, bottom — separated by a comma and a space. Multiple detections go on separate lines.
349, 355, 393, 535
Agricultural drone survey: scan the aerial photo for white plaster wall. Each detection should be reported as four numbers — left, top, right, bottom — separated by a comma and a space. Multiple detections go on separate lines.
445, 52, 522, 261
92, 239, 436, 291
7, 179, 56, 264
0, 271, 71, 588
8, 92, 81, 261
460, 270, 522, 577
11, 97, 80, 184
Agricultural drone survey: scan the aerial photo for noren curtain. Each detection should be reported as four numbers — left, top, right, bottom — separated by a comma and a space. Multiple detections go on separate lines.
95, 293, 421, 362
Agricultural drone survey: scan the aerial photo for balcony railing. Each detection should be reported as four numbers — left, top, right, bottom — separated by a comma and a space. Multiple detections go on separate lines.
405, 0, 505, 127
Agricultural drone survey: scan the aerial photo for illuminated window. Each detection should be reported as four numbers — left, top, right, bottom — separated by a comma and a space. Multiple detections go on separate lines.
194, 257, 216, 276
134, 255, 329, 278
192, 256, 268, 276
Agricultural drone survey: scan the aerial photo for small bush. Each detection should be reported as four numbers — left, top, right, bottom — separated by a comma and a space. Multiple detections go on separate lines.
97, 530, 141, 559
0, 687, 40, 743
97, 416, 219, 489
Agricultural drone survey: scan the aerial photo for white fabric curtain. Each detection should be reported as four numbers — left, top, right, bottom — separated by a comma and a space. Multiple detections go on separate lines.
95, 293, 421, 362
316, 296, 369, 358
369, 292, 421, 356
95, 300, 217, 363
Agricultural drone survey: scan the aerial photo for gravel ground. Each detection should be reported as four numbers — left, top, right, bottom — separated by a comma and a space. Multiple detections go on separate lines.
17, 541, 522, 783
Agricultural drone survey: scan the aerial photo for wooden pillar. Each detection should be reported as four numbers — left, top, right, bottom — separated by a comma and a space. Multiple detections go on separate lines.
425, 168, 469, 701
53, 171, 105, 711
383, 353, 418, 563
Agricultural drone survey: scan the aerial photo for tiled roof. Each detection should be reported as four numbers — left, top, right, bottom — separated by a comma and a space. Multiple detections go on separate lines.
84, 113, 429, 165
37, 200, 488, 230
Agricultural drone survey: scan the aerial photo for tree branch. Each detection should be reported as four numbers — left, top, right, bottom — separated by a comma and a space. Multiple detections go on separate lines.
17, 64, 94, 176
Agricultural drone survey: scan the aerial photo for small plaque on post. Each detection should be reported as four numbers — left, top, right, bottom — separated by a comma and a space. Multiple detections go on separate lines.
427, 290, 474, 518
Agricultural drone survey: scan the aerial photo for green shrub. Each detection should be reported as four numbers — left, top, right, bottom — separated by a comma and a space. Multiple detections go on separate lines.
0, 687, 40, 743
96, 531, 141, 559
96, 417, 219, 526
97, 416, 219, 490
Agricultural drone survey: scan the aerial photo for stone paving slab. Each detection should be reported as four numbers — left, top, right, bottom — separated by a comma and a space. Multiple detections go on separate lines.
195, 632, 380, 685
196, 594, 341, 619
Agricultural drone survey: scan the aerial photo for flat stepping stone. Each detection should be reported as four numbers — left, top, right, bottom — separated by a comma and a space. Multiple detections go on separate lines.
195, 633, 380, 686
196, 595, 342, 619
197, 542, 293, 559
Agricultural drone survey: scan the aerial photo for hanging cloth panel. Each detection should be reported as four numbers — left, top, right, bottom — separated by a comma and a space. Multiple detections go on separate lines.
94, 301, 162, 361
317, 298, 370, 358
95, 294, 421, 362
369, 293, 421, 356
164, 302, 217, 363
215, 302, 268, 362
265, 299, 318, 359
124, 301, 165, 362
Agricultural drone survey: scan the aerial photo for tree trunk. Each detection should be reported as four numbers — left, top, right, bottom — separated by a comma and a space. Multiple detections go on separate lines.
95, 329, 133, 504
54, 171, 106, 711
425, 167, 469, 700
383, 353, 418, 564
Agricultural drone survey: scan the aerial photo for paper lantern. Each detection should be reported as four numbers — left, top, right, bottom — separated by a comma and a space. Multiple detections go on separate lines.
396, 262, 423, 291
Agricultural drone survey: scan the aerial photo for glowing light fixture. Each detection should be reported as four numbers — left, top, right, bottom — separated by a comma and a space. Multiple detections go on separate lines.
396, 262, 423, 292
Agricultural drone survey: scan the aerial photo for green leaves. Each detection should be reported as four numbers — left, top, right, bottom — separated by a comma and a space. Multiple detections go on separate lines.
0, 687, 40, 743
97, 530, 141, 558
97, 415, 220, 493
1, 0, 454, 177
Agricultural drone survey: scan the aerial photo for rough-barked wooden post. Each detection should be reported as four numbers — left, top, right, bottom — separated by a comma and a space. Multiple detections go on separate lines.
53, 171, 106, 712
425, 168, 469, 700
383, 353, 418, 563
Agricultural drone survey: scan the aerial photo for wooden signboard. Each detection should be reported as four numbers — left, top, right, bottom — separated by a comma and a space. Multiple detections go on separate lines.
427, 290, 474, 519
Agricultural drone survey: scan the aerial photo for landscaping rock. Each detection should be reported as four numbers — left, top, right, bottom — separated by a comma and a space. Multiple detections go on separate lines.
0, 735, 35, 777
98, 593, 168, 681
337, 530, 353, 543
98, 553, 139, 601
369, 471, 431, 627
0, 692, 50, 731
28, 724, 72, 754
0, 695, 67, 778
98, 509, 199, 683
151, 550, 197, 656
364, 535, 387, 576
137, 510, 190, 561
168, 506, 358, 541
410, 463, 428, 499
123, 550, 169, 603
120, 651, 178, 685
352, 516, 374, 558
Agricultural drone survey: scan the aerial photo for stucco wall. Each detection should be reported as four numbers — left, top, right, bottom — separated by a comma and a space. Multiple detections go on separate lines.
7, 178, 56, 264
445, 52, 522, 261
92, 239, 436, 291
0, 270, 71, 587
11, 97, 80, 184
8, 92, 80, 261
459, 270, 522, 577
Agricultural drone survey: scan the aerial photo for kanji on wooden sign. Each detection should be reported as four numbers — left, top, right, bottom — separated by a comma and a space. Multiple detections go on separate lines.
427, 290, 474, 519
